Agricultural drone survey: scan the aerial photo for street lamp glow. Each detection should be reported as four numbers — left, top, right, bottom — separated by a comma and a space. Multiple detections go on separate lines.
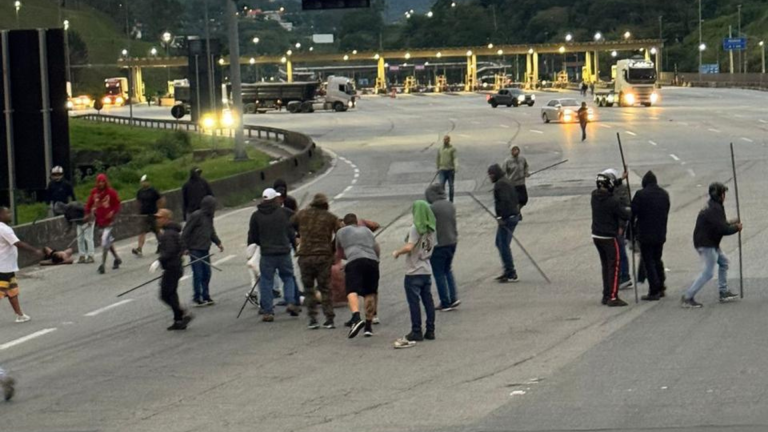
497, 49, 504, 56
14, 1, 21, 11
558, 46, 565, 54
451, 2, 456, 7
699, 43, 707, 51
163, 32, 172, 43
374, 53, 380, 60
63, 19, 69, 31
466, 50, 473, 57
594, 32, 602, 41
623, 31, 631, 40
487, 43, 494, 49
286, 49, 293, 56
309, 47, 314, 52
352, 50, 358, 55
405, 52, 411, 59
295, 42, 301, 49
343, 54, 349, 61
650, 47, 658, 55
611, 50, 618, 57
425, 61, 430, 66
121, 49, 128, 57
528, 48, 534, 54
436, 52, 442, 58
279, 6, 285, 12
249, 58, 256, 65
252, 37, 260, 44
218, 58, 225, 65
760, 41, 764, 47
281, 56, 287, 63
150, 47, 158, 56
565, 33, 573, 42
427, 11, 433, 18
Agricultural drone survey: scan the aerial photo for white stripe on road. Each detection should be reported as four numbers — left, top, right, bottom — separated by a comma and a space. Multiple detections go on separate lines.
648, 140, 658, 146
354, 168, 360, 174
669, 154, 680, 161
687, 169, 696, 177
679, 122, 689, 126
0, 328, 57, 350
759, 119, 768, 124
351, 179, 358, 185
598, 123, 612, 129
650, 116, 659, 120
708, 128, 721, 133
84, 299, 134, 317
625, 131, 637, 136
529, 129, 544, 134
500, 124, 510, 128
741, 137, 754, 143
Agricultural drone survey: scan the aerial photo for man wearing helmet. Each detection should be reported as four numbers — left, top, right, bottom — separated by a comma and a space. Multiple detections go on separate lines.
591, 170, 631, 307
45, 166, 75, 216
681, 183, 742, 308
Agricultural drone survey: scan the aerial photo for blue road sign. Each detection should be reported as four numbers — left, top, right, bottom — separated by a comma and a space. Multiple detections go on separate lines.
723, 38, 747, 51
699, 64, 720, 74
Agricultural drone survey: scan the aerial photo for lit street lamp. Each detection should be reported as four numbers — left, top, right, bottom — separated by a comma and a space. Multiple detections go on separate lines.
650, 47, 658, 55
150, 47, 158, 56
699, 43, 707, 51
611, 50, 618, 57
760, 41, 765, 74
121, 49, 129, 57
252, 37, 260, 44
63, 19, 69, 31
295, 42, 301, 49
594, 32, 602, 42
623, 31, 631, 40
427, 11, 433, 18
565, 33, 573, 42
162, 32, 173, 84
14, 1, 21, 28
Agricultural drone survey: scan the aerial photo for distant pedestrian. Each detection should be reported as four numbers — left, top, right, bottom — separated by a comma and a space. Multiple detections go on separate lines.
273, 178, 298, 212
249, 188, 300, 322
436, 135, 458, 202
0, 365, 15, 401
578, 102, 589, 141
0, 206, 42, 323
63, 201, 94, 263
182, 167, 213, 221
155, 209, 193, 330
425, 184, 460, 311
589, 82, 595, 96
487, 164, 520, 283
580, 81, 588, 97
292, 193, 339, 329
602, 168, 632, 289
591, 171, 631, 307
681, 183, 741, 308
85, 174, 122, 275
336, 213, 380, 339
631, 171, 670, 301
45, 165, 76, 216
393, 200, 437, 349
181, 195, 223, 307
132, 175, 164, 257
503, 146, 530, 209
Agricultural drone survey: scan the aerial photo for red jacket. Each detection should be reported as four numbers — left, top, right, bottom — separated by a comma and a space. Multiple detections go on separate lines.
85, 174, 121, 228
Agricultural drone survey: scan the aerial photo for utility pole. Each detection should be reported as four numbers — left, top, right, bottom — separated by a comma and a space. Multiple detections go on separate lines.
729, 25, 734, 74
737, 4, 742, 73
659, 15, 664, 71
698, 0, 703, 81
226, 0, 247, 161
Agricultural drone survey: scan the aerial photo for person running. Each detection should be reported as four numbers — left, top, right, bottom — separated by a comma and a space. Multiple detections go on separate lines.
291, 193, 339, 329
425, 184, 460, 311
182, 167, 213, 221
503, 146, 530, 210
631, 171, 670, 301
45, 165, 75, 216
155, 209, 193, 330
0, 206, 42, 323
336, 213, 380, 338
63, 201, 94, 263
602, 168, 632, 289
181, 195, 223, 307
132, 175, 164, 257
393, 201, 437, 349
248, 188, 300, 322
436, 135, 458, 202
681, 183, 742, 308
273, 179, 298, 212
578, 102, 589, 141
488, 164, 521, 283
591, 171, 631, 307
0, 365, 14, 401
85, 174, 122, 275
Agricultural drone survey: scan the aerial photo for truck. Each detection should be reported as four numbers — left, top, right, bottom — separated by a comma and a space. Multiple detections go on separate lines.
101, 77, 129, 106
230, 76, 356, 114
593, 58, 659, 107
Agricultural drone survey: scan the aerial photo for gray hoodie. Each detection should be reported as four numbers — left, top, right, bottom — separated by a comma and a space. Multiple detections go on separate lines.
182, 196, 221, 251
425, 184, 458, 247
503, 155, 529, 186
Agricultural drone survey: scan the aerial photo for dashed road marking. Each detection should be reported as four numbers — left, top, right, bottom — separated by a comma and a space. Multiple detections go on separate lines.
351, 179, 358, 184
759, 119, 768, 124
741, 137, 754, 143
84, 299, 134, 317
648, 140, 658, 146
679, 122, 689, 126
598, 124, 612, 129
625, 131, 637, 136
687, 169, 696, 177
529, 129, 544, 134
0, 328, 58, 350
334, 185, 354, 201
708, 128, 721, 133
669, 154, 680, 161
500, 124, 510, 128
354, 168, 360, 174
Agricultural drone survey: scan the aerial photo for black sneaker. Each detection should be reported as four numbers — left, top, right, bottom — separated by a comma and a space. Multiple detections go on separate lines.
719, 291, 739, 303
167, 321, 188, 331
499, 272, 519, 283
641, 294, 661, 301
450, 300, 462, 309
405, 332, 424, 342
348, 319, 365, 339
344, 317, 354, 328
364, 323, 373, 337
601, 298, 609, 305
424, 330, 435, 340
308, 318, 320, 330
272, 289, 282, 299
607, 298, 629, 307
203, 298, 216, 306
112, 258, 122, 270
97, 264, 105, 274
131, 248, 142, 257
287, 304, 301, 317
494, 274, 507, 281
322, 319, 335, 329
1, 376, 16, 401
192, 299, 206, 308
681, 295, 703, 309
181, 314, 194, 326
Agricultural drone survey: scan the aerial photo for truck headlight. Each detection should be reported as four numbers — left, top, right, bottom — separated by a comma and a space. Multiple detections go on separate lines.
650, 92, 659, 104
201, 114, 216, 129
66, 101, 74, 109
102, 96, 111, 104
518, 95, 525, 102
624, 93, 635, 105
530, 94, 535, 100
116, 97, 124, 105
347, 101, 353, 107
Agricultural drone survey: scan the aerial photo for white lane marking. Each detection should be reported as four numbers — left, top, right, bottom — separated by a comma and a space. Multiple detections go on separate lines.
500, 124, 510, 129
741, 137, 754, 143
687, 169, 696, 177
354, 168, 360, 174
650, 117, 659, 120
334, 185, 354, 201
625, 131, 637, 136
84, 299, 134, 317
598, 123, 612, 129
354, 172, 360, 178
529, 129, 544, 134
669, 154, 680, 161
648, 140, 658, 146
759, 119, 768, 124
349, 164, 357, 169
0, 328, 58, 350
679, 122, 689, 126
708, 128, 721, 133
351, 179, 358, 185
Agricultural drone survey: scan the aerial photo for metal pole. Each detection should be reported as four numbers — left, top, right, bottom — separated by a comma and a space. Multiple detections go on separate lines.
659, 15, 664, 71
38, 30, 53, 177
616, 133, 638, 304
194, 55, 201, 121
698, 0, 702, 81
226, 0, 247, 161
737, 4, 742, 74
204, 0, 216, 118
729, 143, 744, 299
1, 31, 17, 225
762, 43, 765, 74
128, 66, 134, 126
729, 26, 734, 75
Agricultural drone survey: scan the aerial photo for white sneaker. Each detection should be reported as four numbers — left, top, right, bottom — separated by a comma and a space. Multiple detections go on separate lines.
372, 316, 380, 325
15, 314, 31, 323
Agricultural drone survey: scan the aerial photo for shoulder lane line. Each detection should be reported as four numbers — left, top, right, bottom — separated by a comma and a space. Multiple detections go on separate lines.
0, 328, 58, 350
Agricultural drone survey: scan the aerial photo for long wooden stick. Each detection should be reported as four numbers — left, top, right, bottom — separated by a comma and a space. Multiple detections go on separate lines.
117, 253, 215, 297
730, 142, 744, 299
529, 159, 569, 176
236, 277, 261, 319
617, 133, 638, 304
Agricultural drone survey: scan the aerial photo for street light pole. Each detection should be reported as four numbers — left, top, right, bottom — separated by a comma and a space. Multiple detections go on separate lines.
761, 41, 765, 74
737, 4, 742, 73
226, 0, 247, 161
698, 0, 703, 81
659, 15, 663, 71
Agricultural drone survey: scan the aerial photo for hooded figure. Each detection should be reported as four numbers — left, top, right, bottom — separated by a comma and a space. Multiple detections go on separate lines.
631, 171, 670, 301
591, 172, 631, 307
488, 164, 521, 283
273, 179, 298, 212
182, 195, 223, 306
182, 167, 213, 220
426, 184, 460, 310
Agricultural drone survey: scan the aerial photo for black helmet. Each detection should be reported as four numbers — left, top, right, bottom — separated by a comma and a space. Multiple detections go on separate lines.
708, 182, 728, 202
596, 173, 615, 191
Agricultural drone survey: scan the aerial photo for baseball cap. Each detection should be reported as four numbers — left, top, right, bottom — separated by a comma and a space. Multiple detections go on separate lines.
140, 174, 148, 182
262, 188, 281, 200
51, 166, 64, 174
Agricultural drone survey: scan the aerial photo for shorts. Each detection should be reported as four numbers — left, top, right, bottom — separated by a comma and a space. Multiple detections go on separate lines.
141, 214, 157, 234
344, 258, 379, 296
100, 227, 114, 248
0, 272, 19, 299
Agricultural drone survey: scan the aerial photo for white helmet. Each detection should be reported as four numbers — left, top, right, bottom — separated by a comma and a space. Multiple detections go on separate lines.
51, 166, 64, 174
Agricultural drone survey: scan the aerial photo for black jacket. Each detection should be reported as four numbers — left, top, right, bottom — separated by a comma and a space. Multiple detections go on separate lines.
693, 199, 738, 248
182, 169, 214, 220
591, 188, 630, 238
248, 200, 295, 256
158, 222, 184, 271
181, 196, 221, 251
46, 179, 75, 205
631, 171, 670, 244
490, 165, 519, 219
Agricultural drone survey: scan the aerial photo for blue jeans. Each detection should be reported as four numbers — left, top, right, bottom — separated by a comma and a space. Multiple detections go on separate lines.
189, 249, 211, 302
495, 216, 520, 277
431, 245, 458, 308
685, 247, 729, 300
259, 254, 298, 315
439, 169, 455, 202
404, 275, 436, 335
618, 233, 630, 281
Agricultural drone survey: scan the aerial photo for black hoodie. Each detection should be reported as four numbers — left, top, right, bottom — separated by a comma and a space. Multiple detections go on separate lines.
631, 171, 670, 244
488, 164, 519, 219
182, 196, 221, 251
182, 168, 214, 220
158, 222, 184, 271
693, 199, 738, 248
248, 199, 295, 256
591, 188, 630, 238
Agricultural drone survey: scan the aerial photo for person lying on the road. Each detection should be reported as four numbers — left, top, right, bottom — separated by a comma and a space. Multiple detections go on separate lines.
40, 247, 75, 266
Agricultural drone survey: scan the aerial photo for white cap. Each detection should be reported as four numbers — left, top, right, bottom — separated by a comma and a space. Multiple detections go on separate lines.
601, 168, 620, 179
51, 166, 64, 174
140, 174, 148, 182
262, 188, 281, 200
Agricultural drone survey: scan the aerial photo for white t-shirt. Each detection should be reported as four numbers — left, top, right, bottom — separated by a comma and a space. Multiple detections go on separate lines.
0, 222, 20, 273
405, 225, 435, 276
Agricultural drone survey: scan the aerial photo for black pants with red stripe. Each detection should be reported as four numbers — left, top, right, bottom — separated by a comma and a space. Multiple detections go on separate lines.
593, 238, 620, 301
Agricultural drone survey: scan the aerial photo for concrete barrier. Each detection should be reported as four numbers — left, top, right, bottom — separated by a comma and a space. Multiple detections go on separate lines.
14, 119, 325, 267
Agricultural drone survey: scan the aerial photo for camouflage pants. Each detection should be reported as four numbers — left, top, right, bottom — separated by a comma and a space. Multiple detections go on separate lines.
298, 255, 335, 320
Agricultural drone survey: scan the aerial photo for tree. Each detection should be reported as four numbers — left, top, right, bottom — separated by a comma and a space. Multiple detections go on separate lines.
67, 30, 89, 86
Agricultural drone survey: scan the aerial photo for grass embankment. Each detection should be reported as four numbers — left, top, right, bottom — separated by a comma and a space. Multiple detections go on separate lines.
18, 120, 272, 224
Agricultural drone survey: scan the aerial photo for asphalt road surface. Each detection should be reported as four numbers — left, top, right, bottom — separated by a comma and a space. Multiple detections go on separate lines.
4, 88, 768, 432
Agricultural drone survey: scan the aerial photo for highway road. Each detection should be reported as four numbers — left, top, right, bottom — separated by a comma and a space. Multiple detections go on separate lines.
4, 88, 768, 432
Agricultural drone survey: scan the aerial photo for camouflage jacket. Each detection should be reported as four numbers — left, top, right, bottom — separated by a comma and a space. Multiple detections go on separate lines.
291, 207, 339, 256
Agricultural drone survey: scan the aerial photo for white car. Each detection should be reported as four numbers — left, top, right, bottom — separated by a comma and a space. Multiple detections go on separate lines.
540, 98, 594, 123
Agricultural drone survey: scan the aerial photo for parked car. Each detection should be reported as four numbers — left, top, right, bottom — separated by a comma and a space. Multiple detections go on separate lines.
540, 98, 593, 123
487, 88, 535, 108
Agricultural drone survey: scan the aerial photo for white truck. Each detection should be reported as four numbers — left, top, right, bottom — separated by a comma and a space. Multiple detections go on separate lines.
285, 76, 357, 114
594, 59, 659, 107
